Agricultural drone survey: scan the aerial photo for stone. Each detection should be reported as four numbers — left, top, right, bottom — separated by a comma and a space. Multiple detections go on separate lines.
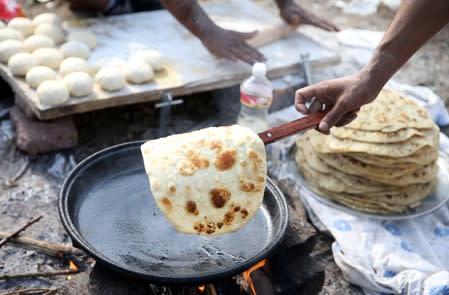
9, 106, 78, 155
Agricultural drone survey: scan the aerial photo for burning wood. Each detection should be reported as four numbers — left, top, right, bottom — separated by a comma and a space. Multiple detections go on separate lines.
0, 215, 43, 248
240, 259, 274, 295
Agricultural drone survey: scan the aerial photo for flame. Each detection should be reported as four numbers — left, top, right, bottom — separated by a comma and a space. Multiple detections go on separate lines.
69, 260, 79, 272
198, 285, 206, 293
242, 259, 266, 295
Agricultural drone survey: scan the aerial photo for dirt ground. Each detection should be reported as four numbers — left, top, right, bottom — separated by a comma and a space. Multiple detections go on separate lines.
1, 0, 448, 294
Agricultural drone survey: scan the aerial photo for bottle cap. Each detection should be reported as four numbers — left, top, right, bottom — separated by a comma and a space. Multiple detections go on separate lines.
252, 62, 267, 77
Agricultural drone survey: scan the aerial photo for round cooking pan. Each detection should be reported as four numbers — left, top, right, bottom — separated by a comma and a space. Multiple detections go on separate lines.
59, 141, 288, 284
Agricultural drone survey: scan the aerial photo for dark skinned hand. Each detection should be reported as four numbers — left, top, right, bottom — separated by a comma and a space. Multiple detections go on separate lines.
279, 1, 339, 32
199, 26, 266, 64
295, 71, 382, 134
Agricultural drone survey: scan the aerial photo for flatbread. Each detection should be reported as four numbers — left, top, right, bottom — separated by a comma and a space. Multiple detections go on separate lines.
330, 127, 431, 143
341, 88, 435, 132
141, 125, 267, 236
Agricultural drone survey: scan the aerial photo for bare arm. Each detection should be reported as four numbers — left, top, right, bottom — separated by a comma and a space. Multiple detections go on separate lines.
295, 0, 449, 133
160, 0, 265, 64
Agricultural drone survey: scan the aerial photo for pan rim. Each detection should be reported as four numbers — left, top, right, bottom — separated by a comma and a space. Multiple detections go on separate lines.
58, 140, 289, 283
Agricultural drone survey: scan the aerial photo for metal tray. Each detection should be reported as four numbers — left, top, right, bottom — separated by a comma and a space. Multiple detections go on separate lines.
59, 141, 288, 283
288, 153, 449, 220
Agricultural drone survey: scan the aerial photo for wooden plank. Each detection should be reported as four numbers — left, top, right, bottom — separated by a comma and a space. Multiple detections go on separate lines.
6, 0, 339, 120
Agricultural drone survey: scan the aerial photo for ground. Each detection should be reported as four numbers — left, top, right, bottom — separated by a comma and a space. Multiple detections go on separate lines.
1, 0, 448, 294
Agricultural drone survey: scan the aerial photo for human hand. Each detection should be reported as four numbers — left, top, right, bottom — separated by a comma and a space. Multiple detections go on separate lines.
199, 26, 266, 64
278, 1, 339, 32
294, 72, 383, 134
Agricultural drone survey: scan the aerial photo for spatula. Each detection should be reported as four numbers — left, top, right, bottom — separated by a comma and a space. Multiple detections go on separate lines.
258, 111, 328, 145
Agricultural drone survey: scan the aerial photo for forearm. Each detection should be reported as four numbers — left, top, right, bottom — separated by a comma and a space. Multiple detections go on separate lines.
274, 0, 293, 9
362, 0, 449, 89
160, 0, 217, 38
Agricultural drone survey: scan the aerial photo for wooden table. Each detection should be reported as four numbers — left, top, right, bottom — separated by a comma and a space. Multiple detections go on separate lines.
8, 0, 338, 120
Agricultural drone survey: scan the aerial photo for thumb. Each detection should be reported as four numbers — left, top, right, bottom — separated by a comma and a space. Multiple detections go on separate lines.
319, 102, 347, 134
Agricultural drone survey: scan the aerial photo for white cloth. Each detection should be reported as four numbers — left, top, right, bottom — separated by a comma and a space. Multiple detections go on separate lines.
268, 88, 449, 295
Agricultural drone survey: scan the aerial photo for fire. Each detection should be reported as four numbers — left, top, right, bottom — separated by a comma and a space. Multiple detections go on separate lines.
242, 259, 267, 295
198, 285, 206, 293
69, 260, 79, 272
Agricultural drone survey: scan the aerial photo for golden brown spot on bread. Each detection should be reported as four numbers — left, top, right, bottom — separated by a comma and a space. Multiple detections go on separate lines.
210, 140, 222, 150
168, 185, 176, 194
233, 205, 241, 212
215, 149, 237, 171
223, 211, 234, 225
178, 150, 209, 176
210, 188, 231, 208
241, 208, 249, 219
161, 197, 172, 211
417, 109, 428, 118
241, 160, 248, 168
240, 179, 256, 192
186, 200, 199, 215
248, 149, 263, 173
256, 176, 265, 183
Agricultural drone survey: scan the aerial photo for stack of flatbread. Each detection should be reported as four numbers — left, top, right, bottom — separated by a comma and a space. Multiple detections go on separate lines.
295, 89, 440, 214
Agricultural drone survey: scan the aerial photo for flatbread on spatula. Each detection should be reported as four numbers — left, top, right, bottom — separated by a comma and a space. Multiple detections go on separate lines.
141, 125, 267, 235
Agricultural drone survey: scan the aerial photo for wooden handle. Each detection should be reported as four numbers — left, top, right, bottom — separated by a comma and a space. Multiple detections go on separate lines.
247, 24, 297, 48
258, 111, 328, 145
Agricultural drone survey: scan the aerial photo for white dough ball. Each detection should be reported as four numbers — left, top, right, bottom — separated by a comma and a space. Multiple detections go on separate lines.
90, 57, 124, 73
123, 60, 153, 84
8, 17, 34, 37
63, 72, 93, 97
34, 24, 65, 44
60, 41, 90, 59
130, 49, 163, 71
59, 57, 90, 76
96, 67, 126, 91
8, 52, 38, 76
24, 35, 54, 52
25, 66, 56, 88
37, 80, 69, 106
0, 40, 24, 63
67, 31, 96, 50
33, 48, 63, 69
0, 28, 24, 41
32, 13, 62, 27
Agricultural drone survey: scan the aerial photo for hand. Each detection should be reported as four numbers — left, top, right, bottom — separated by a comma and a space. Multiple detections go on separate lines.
294, 72, 383, 134
279, 1, 339, 32
199, 26, 266, 64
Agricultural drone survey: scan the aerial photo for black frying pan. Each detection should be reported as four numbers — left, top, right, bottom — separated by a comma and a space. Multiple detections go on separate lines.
58, 141, 288, 284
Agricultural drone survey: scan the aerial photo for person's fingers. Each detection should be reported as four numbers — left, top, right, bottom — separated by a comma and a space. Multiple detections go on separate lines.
283, 12, 301, 26
295, 87, 315, 114
309, 98, 323, 114
335, 111, 358, 127
306, 16, 339, 32
318, 100, 348, 134
240, 43, 265, 62
229, 47, 254, 64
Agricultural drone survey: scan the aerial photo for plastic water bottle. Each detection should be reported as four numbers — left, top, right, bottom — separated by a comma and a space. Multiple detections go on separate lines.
237, 62, 273, 133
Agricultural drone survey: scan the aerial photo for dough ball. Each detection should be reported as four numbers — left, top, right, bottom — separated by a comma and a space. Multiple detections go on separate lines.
63, 72, 94, 97
123, 60, 153, 84
24, 35, 54, 52
67, 31, 96, 50
37, 80, 69, 106
90, 57, 124, 73
32, 13, 62, 27
131, 49, 163, 71
33, 48, 63, 69
7, 17, 34, 37
59, 57, 90, 76
96, 67, 126, 92
60, 41, 90, 59
0, 40, 24, 63
25, 66, 57, 88
0, 28, 24, 41
8, 52, 38, 76
34, 24, 65, 44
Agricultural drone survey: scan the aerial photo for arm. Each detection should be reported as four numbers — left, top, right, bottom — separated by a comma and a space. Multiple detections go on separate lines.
295, 0, 449, 134
160, 0, 265, 64
65, 0, 108, 11
274, 0, 338, 31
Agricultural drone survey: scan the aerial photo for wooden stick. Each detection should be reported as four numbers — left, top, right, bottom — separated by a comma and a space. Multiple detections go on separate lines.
0, 269, 79, 281
0, 287, 58, 295
206, 284, 218, 295
0, 216, 43, 248
0, 231, 83, 257
4, 157, 30, 188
